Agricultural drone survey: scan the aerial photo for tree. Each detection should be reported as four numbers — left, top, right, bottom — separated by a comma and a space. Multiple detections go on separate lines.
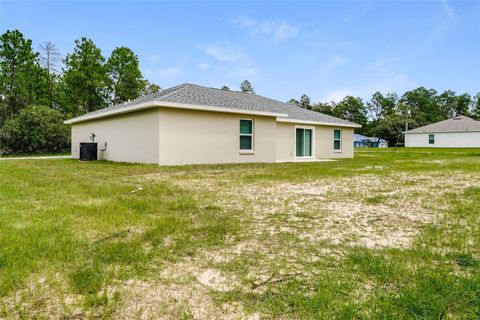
400, 87, 442, 128
39, 41, 61, 108
0, 105, 69, 154
364, 92, 402, 145
368, 114, 405, 146
455, 93, 472, 117
0, 29, 47, 123
367, 92, 398, 120
472, 93, 480, 120
312, 102, 335, 116
140, 80, 161, 96
106, 46, 145, 104
240, 80, 254, 93
63, 37, 109, 116
221, 85, 230, 91
333, 96, 368, 129
300, 94, 311, 109
287, 98, 300, 106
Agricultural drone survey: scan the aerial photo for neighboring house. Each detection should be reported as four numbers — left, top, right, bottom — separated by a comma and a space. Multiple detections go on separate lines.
404, 116, 480, 148
65, 83, 360, 165
354, 134, 389, 148
354, 134, 369, 148
370, 137, 389, 148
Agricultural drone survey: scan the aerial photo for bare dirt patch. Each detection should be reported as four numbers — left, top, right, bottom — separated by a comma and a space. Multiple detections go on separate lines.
167, 172, 478, 249
112, 261, 252, 320
124, 167, 480, 318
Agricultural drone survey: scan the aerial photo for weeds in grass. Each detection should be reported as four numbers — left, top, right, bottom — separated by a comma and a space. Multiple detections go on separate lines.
0, 148, 479, 318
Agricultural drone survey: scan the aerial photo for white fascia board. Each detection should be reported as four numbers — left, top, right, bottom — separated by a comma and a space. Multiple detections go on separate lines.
276, 117, 361, 128
64, 101, 288, 124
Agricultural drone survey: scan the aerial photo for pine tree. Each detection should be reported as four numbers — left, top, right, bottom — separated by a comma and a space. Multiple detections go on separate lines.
240, 80, 254, 93
63, 37, 109, 115
106, 47, 145, 104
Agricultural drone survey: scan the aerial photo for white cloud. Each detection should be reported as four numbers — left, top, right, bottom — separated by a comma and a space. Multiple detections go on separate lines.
255, 20, 299, 41
408, 0, 455, 59
197, 63, 209, 70
232, 16, 299, 43
201, 43, 260, 78
149, 55, 162, 63
323, 74, 411, 103
155, 67, 184, 77
323, 54, 348, 70
321, 55, 413, 102
203, 45, 244, 62
324, 89, 353, 102
232, 16, 257, 28
441, 0, 454, 19
229, 65, 260, 78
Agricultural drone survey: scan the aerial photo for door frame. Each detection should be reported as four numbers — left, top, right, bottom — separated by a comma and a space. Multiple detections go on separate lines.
294, 125, 315, 159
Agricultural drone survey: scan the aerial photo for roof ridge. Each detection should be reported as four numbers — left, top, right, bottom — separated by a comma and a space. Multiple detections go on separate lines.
176, 84, 352, 122
185, 83, 246, 94
65, 82, 361, 127
152, 83, 191, 101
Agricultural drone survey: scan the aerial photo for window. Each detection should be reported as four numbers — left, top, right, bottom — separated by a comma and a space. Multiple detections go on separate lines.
334, 129, 342, 150
429, 134, 435, 144
296, 128, 313, 157
240, 119, 253, 150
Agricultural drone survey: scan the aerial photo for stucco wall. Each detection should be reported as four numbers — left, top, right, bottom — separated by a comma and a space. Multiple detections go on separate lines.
405, 132, 480, 148
157, 108, 277, 165
70, 107, 356, 165
317, 126, 354, 158
71, 109, 159, 164
276, 122, 296, 161
276, 122, 354, 161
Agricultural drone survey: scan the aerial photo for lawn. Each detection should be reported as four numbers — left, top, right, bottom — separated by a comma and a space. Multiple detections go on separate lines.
0, 148, 479, 319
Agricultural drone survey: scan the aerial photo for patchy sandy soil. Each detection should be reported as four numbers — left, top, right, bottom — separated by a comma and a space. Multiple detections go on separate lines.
13, 169, 473, 319
111, 261, 255, 320
101, 169, 479, 319
165, 172, 477, 249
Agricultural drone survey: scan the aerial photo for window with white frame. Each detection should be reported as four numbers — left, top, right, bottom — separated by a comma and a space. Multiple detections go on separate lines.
333, 129, 342, 150
240, 119, 253, 150
428, 134, 435, 144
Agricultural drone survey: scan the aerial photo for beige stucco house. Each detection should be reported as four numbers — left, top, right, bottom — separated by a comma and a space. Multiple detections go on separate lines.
65, 83, 360, 165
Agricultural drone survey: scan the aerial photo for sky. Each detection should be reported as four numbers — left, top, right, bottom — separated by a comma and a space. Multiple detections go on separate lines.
1, 0, 479, 103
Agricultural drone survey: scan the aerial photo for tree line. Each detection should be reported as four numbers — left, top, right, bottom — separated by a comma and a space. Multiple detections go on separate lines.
289, 88, 480, 145
0, 29, 160, 153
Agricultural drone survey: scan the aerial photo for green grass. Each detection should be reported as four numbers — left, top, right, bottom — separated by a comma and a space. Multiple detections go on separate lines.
0, 148, 479, 318
0, 151, 70, 157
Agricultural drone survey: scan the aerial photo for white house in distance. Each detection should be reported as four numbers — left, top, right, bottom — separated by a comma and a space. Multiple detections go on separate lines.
65, 83, 360, 165
404, 116, 480, 148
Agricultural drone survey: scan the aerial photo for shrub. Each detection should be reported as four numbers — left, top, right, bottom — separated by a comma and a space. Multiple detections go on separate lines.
0, 105, 69, 154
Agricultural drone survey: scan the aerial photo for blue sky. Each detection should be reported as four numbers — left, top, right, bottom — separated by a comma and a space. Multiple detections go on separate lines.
1, 0, 479, 103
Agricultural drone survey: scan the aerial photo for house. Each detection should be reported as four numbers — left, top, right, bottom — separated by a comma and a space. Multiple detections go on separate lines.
404, 116, 480, 148
65, 83, 360, 165
370, 137, 389, 148
354, 134, 389, 148
354, 134, 369, 148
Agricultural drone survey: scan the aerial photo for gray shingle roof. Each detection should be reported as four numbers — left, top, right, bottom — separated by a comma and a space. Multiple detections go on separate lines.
405, 116, 480, 133
66, 83, 359, 127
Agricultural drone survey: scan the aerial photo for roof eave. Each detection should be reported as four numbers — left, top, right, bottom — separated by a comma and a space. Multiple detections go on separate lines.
276, 117, 361, 128
64, 101, 288, 124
